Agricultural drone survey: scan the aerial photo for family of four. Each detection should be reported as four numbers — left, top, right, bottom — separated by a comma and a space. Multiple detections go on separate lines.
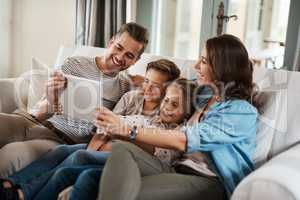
0, 22, 258, 200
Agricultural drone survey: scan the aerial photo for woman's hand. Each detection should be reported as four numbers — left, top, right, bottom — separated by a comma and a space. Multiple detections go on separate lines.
94, 107, 131, 137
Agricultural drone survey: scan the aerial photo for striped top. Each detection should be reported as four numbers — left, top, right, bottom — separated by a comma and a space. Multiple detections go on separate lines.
47, 56, 131, 143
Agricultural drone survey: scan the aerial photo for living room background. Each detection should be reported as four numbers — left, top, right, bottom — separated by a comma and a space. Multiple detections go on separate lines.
0, 0, 299, 78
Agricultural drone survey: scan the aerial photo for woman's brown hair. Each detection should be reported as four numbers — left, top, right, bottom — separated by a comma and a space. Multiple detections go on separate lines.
205, 34, 254, 101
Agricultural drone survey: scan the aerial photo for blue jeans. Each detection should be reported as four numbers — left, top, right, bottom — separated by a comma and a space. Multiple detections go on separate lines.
7, 144, 109, 200
34, 165, 103, 200
70, 168, 103, 200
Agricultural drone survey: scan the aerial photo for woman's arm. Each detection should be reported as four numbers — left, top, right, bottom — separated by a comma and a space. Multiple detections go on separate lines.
116, 135, 155, 154
94, 107, 188, 152
94, 107, 157, 154
133, 128, 187, 152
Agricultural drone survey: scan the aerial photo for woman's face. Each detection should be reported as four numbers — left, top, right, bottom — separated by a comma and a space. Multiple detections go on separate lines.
194, 47, 214, 85
142, 69, 169, 103
159, 85, 186, 124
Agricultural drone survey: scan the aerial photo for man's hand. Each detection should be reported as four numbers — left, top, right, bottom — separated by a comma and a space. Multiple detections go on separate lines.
33, 100, 63, 122
129, 74, 145, 87
46, 71, 67, 113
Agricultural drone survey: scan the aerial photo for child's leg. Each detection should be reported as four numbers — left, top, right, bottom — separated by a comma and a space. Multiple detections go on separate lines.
70, 168, 103, 200
8, 144, 86, 184
33, 165, 100, 200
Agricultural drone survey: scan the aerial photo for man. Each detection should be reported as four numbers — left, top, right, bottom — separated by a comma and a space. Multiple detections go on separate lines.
0, 22, 149, 177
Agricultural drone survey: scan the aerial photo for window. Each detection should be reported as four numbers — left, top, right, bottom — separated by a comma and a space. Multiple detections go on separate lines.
225, 0, 291, 68
136, 0, 203, 60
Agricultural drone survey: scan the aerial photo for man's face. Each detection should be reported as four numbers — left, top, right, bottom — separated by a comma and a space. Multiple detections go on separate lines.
104, 32, 143, 73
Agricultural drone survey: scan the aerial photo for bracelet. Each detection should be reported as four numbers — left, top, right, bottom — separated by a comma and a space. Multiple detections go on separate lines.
129, 126, 138, 140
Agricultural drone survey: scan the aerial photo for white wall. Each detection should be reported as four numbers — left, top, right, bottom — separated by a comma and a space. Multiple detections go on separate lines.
0, 0, 12, 78
10, 0, 76, 77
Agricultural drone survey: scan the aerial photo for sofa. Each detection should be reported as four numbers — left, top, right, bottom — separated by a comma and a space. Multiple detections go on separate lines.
1, 46, 300, 199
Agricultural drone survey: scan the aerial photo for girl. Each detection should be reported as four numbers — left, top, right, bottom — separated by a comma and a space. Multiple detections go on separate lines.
97, 34, 258, 200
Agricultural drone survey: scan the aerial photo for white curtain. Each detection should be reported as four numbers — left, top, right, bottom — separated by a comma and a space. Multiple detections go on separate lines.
75, 0, 126, 47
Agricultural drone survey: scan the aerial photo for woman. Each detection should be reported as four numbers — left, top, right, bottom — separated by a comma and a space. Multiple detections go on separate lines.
96, 34, 258, 200
0, 78, 196, 200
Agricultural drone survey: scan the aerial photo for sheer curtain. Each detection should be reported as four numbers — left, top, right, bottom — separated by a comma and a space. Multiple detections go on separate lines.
75, 0, 126, 47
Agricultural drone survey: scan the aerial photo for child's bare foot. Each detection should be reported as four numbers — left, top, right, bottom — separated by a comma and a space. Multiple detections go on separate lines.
17, 189, 24, 200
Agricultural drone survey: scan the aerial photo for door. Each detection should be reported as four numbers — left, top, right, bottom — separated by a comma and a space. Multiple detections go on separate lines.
216, 0, 291, 69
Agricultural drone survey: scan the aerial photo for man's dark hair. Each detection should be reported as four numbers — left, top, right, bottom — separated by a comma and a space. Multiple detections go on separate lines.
146, 59, 181, 82
115, 22, 149, 56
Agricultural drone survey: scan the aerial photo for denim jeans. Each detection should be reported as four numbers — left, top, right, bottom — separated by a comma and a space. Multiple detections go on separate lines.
7, 144, 109, 200
70, 168, 103, 200
34, 165, 103, 200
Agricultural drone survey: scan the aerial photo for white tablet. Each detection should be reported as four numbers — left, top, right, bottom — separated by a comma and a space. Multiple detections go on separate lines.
60, 74, 102, 122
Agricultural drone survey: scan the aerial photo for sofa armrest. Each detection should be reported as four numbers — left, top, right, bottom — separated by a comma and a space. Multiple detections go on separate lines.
232, 143, 300, 200
0, 78, 18, 113
0, 78, 29, 113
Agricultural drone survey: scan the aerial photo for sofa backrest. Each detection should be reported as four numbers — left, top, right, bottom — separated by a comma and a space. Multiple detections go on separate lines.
55, 45, 300, 167
252, 67, 300, 167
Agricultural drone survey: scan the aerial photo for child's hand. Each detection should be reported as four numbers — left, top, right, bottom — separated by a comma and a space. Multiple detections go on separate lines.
93, 107, 131, 137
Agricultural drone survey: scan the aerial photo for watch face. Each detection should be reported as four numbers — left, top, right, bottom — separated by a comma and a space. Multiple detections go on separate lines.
130, 126, 138, 140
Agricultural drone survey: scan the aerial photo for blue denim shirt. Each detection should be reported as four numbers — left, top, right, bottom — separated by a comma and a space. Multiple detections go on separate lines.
183, 99, 257, 197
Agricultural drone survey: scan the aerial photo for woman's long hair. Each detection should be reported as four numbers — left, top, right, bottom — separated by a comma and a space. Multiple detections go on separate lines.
205, 34, 255, 102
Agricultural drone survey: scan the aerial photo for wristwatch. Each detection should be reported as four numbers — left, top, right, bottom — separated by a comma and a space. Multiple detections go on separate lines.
129, 126, 138, 140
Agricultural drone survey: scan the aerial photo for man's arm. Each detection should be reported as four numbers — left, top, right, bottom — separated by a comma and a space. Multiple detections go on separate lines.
31, 72, 66, 122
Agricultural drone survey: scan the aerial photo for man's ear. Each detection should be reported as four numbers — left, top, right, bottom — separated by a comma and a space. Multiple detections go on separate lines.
107, 37, 115, 48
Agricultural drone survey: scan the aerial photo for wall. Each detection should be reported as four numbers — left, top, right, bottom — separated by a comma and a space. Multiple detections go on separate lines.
10, 0, 76, 77
0, 0, 12, 78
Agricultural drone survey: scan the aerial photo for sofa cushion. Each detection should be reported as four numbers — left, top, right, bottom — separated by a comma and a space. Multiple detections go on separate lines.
26, 57, 51, 114
232, 143, 300, 200
0, 78, 20, 113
